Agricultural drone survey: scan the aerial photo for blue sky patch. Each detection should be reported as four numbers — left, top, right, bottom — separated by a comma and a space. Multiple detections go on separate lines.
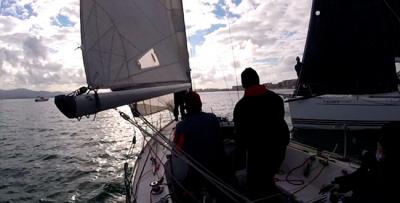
52, 14, 75, 27
189, 24, 226, 52
0, 0, 35, 19
215, 0, 241, 19
215, 1, 226, 18
232, 0, 242, 6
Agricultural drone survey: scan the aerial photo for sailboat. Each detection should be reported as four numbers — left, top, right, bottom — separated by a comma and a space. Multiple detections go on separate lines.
288, 0, 400, 131
35, 96, 49, 102
53, 0, 397, 202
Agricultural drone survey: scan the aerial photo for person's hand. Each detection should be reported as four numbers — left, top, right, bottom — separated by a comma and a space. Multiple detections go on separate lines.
319, 183, 339, 194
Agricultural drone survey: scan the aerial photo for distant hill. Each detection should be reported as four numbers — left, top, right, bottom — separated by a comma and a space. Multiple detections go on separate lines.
0, 88, 65, 99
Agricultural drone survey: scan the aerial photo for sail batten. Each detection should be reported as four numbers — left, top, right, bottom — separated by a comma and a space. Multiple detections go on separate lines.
80, 0, 191, 90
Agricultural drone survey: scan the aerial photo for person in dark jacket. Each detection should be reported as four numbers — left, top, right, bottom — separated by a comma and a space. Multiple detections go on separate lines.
174, 91, 235, 202
233, 67, 290, 202
294, 56, 303, 77
320, 122, 399, 203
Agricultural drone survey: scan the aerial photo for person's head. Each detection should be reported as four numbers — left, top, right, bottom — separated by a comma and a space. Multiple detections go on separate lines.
241, 67, 260, 89
184, 91, 202, 114
376, 122, 400, 161
296, 56, 300, 62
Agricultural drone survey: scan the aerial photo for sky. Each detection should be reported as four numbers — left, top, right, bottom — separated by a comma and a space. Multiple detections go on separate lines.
0, 0, 312, 91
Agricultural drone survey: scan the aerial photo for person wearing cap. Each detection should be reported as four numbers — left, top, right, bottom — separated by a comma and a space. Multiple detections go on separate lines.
173, 91, 234, 202
320, 122, 399, 203
233, 67, 290, 202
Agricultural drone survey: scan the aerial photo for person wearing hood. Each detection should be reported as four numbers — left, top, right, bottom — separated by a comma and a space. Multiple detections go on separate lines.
234, 67, 290, 202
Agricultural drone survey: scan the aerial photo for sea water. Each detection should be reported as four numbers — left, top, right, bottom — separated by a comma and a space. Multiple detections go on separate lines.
0, 90, 292, 202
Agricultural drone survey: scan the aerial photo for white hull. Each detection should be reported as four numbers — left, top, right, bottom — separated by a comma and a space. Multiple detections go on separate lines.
288, 92, 400, 130
130, 121, 176, 203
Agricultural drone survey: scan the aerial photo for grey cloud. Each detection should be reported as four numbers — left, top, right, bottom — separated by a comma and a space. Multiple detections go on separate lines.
0, 34, 84, 88
23, 36, 47, 60
15, 61, 84, 86
0, 48, 20, 68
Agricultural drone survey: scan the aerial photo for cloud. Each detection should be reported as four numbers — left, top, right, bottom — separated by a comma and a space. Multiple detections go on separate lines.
185, 0, 312, 88
0, 0, 83, 91
23, 36, 47, 59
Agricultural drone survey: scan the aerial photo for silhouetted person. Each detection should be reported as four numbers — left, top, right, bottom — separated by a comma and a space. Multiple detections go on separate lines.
173, 90, 187, 121
234, 67, 290, 202
294, 56, 303, 77
320, 122, 399, 203
173, 91, 235, 202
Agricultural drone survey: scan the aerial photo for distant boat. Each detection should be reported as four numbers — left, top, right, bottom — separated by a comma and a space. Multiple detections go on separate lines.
34, 96, 48, 102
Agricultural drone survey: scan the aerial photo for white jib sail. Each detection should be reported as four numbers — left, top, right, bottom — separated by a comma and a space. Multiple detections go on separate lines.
80, 0, 191, 90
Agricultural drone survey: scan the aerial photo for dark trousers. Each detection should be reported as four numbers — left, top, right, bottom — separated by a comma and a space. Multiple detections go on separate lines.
174, 104, 185, 120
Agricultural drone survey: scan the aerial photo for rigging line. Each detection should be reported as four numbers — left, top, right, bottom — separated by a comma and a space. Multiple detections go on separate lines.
117, 108, 248, 202
167, 167, 204, 203
293, 164, 327, 195
145, 142, 204, 203
121, 113, 249, 202
216, 55, 236, 110
226, 9, 241, 101
147, 135, 249, 201
383, 0, 400, 25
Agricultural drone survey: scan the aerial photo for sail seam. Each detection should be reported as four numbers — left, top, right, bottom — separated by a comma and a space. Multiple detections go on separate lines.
93, 4, 107, 87
129, 0, 167, 39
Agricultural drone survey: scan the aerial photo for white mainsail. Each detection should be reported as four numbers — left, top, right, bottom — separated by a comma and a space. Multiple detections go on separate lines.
80, 0, 191, 90
55, 0, 191, 118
